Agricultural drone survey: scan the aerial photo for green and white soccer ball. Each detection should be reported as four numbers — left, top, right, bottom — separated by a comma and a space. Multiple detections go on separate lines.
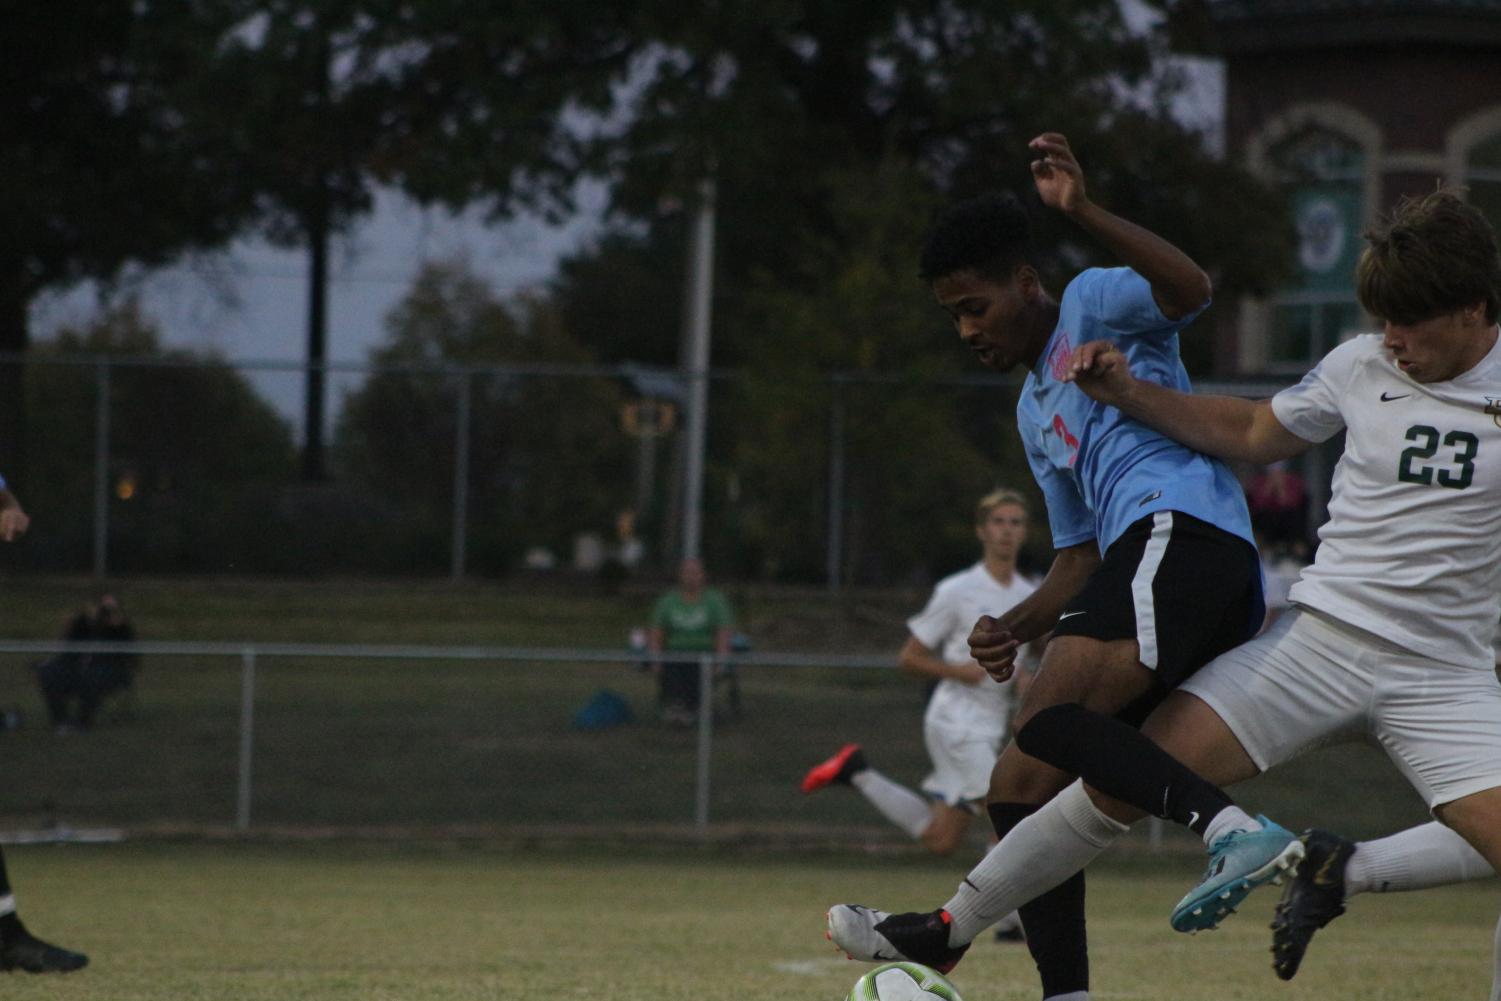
847, 961, 963, 1001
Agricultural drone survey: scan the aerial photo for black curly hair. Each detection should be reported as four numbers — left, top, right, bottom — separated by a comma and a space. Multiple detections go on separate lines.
918, 192, 1034, 284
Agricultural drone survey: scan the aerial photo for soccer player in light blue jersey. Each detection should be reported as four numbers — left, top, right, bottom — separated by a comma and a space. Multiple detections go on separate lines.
825, 133, 1289, 1001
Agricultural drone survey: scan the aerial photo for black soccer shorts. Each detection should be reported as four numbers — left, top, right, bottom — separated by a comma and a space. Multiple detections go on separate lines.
1052, 510, 1264, 692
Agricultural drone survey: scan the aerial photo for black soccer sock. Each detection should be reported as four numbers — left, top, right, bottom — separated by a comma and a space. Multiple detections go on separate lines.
1015, 702, 1235, 837
988, 802, 1089, 998
0, 846, 22, 938
987, 800, 1034, 840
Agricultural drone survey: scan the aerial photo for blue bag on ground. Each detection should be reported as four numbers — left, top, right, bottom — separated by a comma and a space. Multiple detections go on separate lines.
572, 689, 634, 730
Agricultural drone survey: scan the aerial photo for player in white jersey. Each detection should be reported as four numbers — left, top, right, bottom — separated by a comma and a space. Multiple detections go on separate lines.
1056, 187, 1501, 922
802, 491, 1038, 870
829, 189, 1501, 998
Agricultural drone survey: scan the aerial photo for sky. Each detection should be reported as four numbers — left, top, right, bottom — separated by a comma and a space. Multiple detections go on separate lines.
30, 184, 611, 433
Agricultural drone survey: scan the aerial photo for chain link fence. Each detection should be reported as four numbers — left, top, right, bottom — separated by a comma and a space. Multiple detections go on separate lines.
0, 639, 1432, 844
2, 354, 1319, 587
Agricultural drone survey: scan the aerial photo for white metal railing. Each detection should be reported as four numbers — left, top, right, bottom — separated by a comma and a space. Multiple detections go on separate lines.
1, 639, 1168, 847
0, 640, 895, 834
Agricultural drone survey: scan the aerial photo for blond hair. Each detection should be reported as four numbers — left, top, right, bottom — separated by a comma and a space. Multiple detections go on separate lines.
976, 488, 1028, 524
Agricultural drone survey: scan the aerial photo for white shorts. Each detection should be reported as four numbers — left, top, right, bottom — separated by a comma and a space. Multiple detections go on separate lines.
920, 715, 1003, 807
1180, 607, 1501, 809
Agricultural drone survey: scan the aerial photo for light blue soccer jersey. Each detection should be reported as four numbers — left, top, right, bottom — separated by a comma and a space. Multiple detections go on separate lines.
1018, 267, 1254, 553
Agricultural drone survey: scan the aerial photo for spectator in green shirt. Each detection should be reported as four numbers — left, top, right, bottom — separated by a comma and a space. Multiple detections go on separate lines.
648, 558, 735, 725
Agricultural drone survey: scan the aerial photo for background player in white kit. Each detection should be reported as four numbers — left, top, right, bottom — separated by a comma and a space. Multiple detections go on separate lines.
802, 491, 1039, 915
831, 188, 1501, 996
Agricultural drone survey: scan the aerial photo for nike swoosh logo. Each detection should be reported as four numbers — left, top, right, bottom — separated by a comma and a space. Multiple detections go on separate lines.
1380, 392, 1410, 402
1312, 851, 1340, 887
1138, 489, 1163, 506
1188, 810, 1200, 828
1058, 611, 1086, 621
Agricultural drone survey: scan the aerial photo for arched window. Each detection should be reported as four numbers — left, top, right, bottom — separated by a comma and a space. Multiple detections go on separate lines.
1266, 128, 1366, 371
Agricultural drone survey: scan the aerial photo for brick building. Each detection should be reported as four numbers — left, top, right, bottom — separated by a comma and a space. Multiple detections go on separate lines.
1206, 0, 1501, 375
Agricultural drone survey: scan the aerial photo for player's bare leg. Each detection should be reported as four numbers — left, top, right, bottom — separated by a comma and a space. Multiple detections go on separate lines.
919, 802, 973, 857
1433, 788, 1501, 1001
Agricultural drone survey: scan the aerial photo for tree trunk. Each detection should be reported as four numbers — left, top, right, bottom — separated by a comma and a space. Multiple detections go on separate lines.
0, 268, 29, 484
300, 202, 329, 483
299, 26, 333, 484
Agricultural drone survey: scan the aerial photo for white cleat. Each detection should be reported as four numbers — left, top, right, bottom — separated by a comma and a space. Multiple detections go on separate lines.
824, 904, 971, 973
826, 905, 896, 962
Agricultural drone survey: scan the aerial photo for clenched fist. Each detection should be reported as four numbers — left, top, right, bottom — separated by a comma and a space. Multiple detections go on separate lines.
968, 614, 1021, 682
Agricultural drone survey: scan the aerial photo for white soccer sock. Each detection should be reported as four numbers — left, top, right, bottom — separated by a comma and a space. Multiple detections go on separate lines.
942, 780, 1127, 946
0, 894, 13, 917
1345, 821, 1495, 896
1202, 805, 1260, 846
1046, 993, 1088, 1001
850, 769, 933, 840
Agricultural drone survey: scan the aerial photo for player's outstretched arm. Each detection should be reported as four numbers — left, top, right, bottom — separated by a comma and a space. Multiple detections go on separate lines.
1029, 132, 1210, 320
1065, 339, 1311, 464
898, 636, 986, 685
0, 489, 30, 542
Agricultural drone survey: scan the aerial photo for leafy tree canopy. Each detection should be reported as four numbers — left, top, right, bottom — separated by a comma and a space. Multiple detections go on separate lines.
22, 302, 296, 571
1, 2, 253, 302
335, 260, 630, 572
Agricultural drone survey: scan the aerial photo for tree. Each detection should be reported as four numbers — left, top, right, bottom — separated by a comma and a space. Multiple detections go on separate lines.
553, 0, 1293, 302
196, 1, 398, 482
550, 228, 691, 369
722, 158, 1048, 583
334, 260, 630, 574
0, 1, 255, 479
495, 0, 1295, 581
24, 302, 296, 572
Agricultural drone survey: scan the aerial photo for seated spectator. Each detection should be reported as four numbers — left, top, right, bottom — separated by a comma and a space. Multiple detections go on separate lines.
647, 558, 734, 726
35, 594, 139, 732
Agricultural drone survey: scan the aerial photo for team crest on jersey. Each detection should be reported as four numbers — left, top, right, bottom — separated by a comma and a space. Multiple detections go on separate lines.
1486, 397, 1501, 428
1047, 333, 1075, 381
1051, 414, 1081, 466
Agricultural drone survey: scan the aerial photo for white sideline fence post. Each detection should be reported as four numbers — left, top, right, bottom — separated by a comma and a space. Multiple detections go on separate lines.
694, 653, 714, 834
236, 649, 257, 831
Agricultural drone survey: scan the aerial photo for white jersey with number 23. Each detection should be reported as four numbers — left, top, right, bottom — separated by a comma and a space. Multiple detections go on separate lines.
1271, 332, 1501, 670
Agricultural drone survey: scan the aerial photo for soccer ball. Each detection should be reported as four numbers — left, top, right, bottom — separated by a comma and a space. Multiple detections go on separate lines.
847, 961, 963, 1001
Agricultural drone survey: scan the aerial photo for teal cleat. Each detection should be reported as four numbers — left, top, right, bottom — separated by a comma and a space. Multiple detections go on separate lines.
1171, 816, 1305, 933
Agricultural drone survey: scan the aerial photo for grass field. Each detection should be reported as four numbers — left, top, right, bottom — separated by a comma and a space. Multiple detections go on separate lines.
1, 840, 1493, 1000
0, 577, 1491, 999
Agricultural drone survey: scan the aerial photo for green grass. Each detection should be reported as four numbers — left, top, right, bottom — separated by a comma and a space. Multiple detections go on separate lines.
0, 575, 915, 648
2, 841, 1494, 1000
